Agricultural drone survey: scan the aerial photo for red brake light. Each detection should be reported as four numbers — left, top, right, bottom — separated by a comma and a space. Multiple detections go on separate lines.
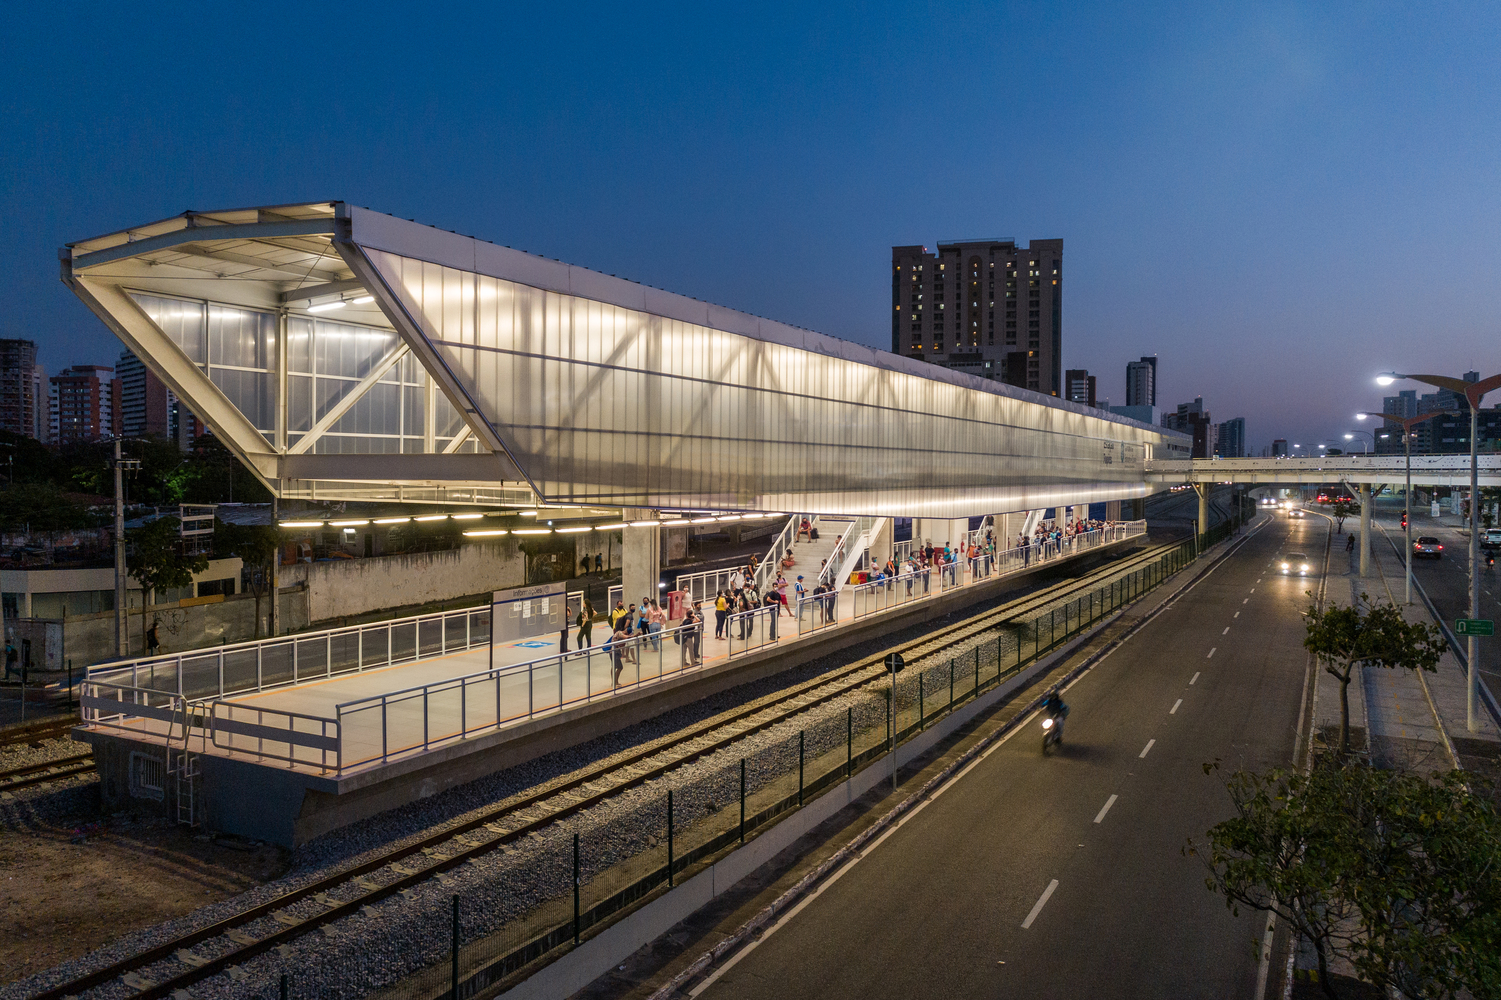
1438, 545, 1443, 550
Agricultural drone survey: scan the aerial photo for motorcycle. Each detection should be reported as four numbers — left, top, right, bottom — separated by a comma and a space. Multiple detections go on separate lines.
1041, 714, 1063, 754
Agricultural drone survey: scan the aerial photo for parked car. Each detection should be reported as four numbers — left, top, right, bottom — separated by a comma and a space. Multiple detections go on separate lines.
1414, 536, 1444, 559
1483, 528, 1501, 551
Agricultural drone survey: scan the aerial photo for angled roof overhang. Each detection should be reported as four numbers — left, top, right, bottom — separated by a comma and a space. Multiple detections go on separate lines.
62, 202, 1183, 517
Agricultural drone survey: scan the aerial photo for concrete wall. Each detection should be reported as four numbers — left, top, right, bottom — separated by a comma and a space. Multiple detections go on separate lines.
43, 589, 310, 667
283, 540, 527, 623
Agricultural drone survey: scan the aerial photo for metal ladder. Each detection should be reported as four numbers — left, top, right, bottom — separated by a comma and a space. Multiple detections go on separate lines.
166, 699, 201, 828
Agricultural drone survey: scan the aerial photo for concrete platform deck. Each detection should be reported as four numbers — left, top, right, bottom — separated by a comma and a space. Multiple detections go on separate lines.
75, 525, 1151, 844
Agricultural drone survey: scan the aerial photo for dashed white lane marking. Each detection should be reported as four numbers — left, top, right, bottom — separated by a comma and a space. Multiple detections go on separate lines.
1190, 671, 1200, 685
1207, 647, 1216, 658
1093, 794, 1119, 824
1242, 598, 1249, 604
1222, 626, 1230, 635
1139, 739, 1156, 758
1021, 879, 1059, 929
1249, 588, 1255, 593
1171, 698, 1182, 714
1234, 611, 1240, 618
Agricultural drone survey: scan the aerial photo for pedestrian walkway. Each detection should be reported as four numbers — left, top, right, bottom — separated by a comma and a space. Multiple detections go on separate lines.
1321, 513, 1501, 775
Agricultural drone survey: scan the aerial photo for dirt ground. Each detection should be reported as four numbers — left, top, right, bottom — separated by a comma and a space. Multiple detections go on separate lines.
0, 801, 290, 989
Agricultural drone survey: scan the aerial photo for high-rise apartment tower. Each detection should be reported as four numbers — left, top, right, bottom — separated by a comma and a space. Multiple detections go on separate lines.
1125, 356, 1157, 408
0, 339, 41, 439
891, 238, 1063, 395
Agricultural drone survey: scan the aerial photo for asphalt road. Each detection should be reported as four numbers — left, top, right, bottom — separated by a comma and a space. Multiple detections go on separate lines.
694, 513, 1325, 1000
1368, 508, 1501, 692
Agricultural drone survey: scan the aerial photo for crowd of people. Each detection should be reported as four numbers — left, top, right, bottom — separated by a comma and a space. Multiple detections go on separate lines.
555, 514, 1123, 691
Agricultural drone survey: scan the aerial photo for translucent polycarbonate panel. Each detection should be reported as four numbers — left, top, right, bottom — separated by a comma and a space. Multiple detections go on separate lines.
132, 293, 276, 436
285, 316, 432, 454
366, 250, 1174, 517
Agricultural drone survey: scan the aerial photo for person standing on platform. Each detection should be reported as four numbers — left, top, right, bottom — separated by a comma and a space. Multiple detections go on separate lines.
611, 615, 632, 687
576, 598, 595, 649
715, 591, 729, 639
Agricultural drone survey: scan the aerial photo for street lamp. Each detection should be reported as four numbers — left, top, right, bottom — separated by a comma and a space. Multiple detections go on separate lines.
1356, 409, 1459, 608
1343, 430, 1374, 455
1375, 371, 1501, 732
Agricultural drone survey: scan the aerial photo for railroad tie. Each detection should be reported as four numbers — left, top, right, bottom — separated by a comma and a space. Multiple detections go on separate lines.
271, 910, 300, 926
121, 973, 155, 990
174, 948, 208, 968
225, 929, 258, 946
355, 878, 381, 891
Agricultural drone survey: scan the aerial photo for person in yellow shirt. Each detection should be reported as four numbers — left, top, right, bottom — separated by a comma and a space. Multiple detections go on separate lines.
714, 591, 729, 639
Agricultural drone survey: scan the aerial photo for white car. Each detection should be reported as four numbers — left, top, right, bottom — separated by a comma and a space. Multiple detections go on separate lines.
1281, 553, 1312, 575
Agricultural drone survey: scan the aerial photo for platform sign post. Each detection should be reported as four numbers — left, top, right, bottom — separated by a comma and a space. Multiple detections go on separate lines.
1455, 619, 1494, 637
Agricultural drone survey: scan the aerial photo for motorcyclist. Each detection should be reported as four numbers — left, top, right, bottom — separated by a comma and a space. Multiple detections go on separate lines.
1043, 690, 1069, 738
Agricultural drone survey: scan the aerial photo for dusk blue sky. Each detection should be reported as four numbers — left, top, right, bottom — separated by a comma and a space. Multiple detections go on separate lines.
3, 2, 1498, 452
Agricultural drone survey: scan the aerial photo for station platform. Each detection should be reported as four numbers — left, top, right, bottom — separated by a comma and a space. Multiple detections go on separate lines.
75, 523, 1147, 845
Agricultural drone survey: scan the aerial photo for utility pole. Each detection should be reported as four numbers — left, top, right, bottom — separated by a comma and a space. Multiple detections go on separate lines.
114, 439, 127, 657
270, 494, 280, 637
112, 440, 140, 658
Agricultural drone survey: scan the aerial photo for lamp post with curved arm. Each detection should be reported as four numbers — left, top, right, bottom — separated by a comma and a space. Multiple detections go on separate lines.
1373, 371, 1501, 732
1356, 409, 1459, 607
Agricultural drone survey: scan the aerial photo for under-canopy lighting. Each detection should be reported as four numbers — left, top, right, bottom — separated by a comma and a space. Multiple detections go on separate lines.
351, 295, 375, 305
519, 510, 539, 517
373, 516, 410, 524
595, 521, 630, 530
451, 513, 484, 520
464, 529, 508, 537
512, 528, 552, 535
629, 520, 660, 527
279, 520, 322, 528
307, 301, 346, 314
329, 519, 369, 527
555, 526, 592, 534
689, 517, 719, 524
716, 515, 742, 521
414, 514, 449, 522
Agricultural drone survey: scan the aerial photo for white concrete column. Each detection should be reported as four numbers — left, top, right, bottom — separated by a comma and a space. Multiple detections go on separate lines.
1195, 484, 1209, 543
1359, 484, 1371, 577
623, 524, 661, 612
869, 517, 893, 568
1105, 500, 1121, 523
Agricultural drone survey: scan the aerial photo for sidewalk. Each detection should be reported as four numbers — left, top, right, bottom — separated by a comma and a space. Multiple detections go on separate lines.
1327, 514, 1501, 778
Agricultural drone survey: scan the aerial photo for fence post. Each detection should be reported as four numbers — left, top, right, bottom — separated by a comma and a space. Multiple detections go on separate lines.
798, 730, 805, 807
973, 647, 979, 698
281, 973, 289, 1000
450, 894, 460, 1000
846, 708, 852, 778
573, 832, 581, 945
919, 672, 924, 729
667, 790, 675, 887
739, 758, 746, 843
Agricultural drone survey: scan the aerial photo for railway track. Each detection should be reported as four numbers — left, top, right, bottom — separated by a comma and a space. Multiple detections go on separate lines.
0, 752, 95, 793
0, 715, 78, 750
38, 539, 1175, 1000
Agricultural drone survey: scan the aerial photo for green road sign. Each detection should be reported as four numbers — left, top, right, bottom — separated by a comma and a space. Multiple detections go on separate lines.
1455, 619, 1495, 637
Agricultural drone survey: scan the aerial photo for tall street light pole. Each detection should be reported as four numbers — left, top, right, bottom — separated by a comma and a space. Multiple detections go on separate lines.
1356, 409, 1459, 607
1377, 372, 1501, 732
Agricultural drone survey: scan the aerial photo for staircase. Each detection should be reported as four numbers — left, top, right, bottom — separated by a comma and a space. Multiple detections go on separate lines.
778, 517, 852, 587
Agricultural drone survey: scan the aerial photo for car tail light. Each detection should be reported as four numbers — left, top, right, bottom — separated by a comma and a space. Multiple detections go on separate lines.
1438, 544, 1443, 550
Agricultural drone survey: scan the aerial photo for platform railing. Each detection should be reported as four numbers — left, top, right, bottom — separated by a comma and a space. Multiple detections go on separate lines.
86, 604, 493, 703
794, 590, 841, 636
334, 618, 708, 769
78, 680, 188, 741
752, 515, 800, 592
726, 604, 784, 657
850, 568, 933, 619
208, 700, 341, 772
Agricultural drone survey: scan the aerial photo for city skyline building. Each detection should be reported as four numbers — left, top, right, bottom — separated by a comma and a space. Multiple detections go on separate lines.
1271, 438, 1289, 457
1163, 396, 1215, 459
1125, 356, 1157, 408
1065, 369, 1097, 408
117, 349, 171, 439
0, 338, 42, 441
48, 364, 119, 445
892, 238, 1063, 395
1215, 416, 1245, 458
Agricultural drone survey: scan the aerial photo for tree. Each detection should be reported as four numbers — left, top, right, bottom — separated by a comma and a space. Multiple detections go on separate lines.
1330, 500, 1358, 534
126, 516, 208, 654
1304, 594, 1446, 755
214, 518, 281, 638
1193, 762, 1501, 1000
